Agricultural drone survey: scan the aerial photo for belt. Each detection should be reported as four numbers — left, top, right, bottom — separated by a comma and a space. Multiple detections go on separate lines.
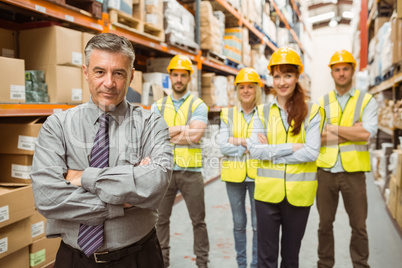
91, 227, 155, 263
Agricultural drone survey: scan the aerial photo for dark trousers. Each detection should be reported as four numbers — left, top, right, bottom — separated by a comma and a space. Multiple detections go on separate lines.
156, 171, 209, 267
255, 199, 310, 268
54, 229, 164, 268
316, 169, 369, 268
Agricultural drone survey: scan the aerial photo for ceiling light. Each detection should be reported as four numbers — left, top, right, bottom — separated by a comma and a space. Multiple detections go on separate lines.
308, 11, 335, 23
329, 19, 338, 27
342, 11, 354, 19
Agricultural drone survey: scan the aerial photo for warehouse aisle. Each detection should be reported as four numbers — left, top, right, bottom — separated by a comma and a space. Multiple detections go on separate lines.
168, 172, 402, 268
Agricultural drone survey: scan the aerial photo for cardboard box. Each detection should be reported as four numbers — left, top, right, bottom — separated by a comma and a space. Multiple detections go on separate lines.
130, 70, 143, 95
133, 0, 145, 21
374, 17, 389, 34
0, 28, 16, 58
146, 58, 171, 73
0, 218, 32, 259
201, 85, 216, 95
201, 73, 215, 87
0, 155, 33, 184
396, 184, 402, 228
398, 0, 402, 19
0, 184, 35, 228
32, 65, 82, 104
28, 211, 46, 242
142, 72, 172, 94
108, 0, 133, 15
145, 0, 163, 13
388, 175, 399, 218
141, 83, 166, 106
19, 26, 83, 68
0, 118, 44, 155
146, 10, 164, 30
0, 57, 26, 103
201, 93, 216, 106
82, 32, 95, 103
29, 237, 61, 268
394, 149, 402, 187
0, 246, 29, 268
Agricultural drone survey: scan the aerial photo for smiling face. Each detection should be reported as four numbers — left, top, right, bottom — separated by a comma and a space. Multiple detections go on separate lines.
237, 82, 256, 106
272, 65, 299, 101
83, 49, 134, 111
331, 62, 354, 90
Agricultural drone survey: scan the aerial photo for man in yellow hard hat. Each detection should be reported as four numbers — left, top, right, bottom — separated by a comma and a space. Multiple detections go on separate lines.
151, 54, 209, 268
316, 50, 378, 268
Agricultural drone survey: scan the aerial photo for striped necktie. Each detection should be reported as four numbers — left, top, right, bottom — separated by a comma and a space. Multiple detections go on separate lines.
77, 114, 110, 256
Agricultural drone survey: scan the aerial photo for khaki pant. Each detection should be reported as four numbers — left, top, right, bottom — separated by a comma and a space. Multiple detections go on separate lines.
316, 169, 370, 268
156, 171, 209, 267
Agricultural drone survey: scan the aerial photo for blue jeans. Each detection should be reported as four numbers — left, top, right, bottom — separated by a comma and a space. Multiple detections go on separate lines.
226, 181, 258, 268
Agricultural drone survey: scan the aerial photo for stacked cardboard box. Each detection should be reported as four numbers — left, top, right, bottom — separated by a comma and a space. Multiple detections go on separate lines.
200, 2, 223, 54
201, 73, 217, 106
0, 184, 36, 266
391, 150, 402, 228
19, 26, 83, 104
0, 28, 17, 58
0, 56, 26, 103
145, 0, 164, 30
224, 28, 242, 63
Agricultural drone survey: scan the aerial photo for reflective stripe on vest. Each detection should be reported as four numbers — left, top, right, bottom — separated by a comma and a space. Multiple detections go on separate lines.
317, 89, 372, 172
157, 94, 203, 168
221, 107, 259, 182
255, 102, 322, 207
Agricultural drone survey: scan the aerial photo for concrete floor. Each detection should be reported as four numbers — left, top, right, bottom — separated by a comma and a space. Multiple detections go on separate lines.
168, 173, 402, 268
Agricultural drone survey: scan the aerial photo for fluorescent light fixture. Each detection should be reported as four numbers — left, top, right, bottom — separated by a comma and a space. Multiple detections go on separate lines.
329, 19, 338, 27
342, 11, 354, 19
308, 12, 335, 23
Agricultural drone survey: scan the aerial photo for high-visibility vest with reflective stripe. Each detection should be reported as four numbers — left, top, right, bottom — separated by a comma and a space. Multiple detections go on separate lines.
220, 106, 260, 182
255, 102, 324, 206
316, 89, 372, 172
156, 94, 204, 168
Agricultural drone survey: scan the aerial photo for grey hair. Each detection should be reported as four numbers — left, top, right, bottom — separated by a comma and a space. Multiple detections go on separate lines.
84, 33, 135, 68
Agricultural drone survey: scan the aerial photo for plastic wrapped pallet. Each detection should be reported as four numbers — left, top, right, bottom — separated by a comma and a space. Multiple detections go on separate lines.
164, 0, 199, 51
200, 1, 223, 54
380, 23, 393, 74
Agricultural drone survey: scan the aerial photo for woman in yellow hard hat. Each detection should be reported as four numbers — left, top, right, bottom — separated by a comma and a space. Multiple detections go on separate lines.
219, 67, 262, 268
247, 47, 324, 267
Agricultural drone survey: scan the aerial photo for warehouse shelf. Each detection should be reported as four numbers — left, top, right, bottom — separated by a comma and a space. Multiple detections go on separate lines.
270, 0, 312, 60
378, 125, 394, 136
289, 0, 312, 40
366, 0, 377, 29
0, 103, 76, 117
213, 0, 277, 51
1, 0, 104, 32
369, 73, 402, 94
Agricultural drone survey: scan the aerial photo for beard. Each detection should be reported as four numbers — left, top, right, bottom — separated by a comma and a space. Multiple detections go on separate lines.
172, 83, 188, 94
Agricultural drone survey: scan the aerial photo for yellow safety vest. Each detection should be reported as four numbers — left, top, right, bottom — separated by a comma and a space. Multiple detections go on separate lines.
255, 102, 325, 207
156, 94, 204, 168
316, 89, 372, 172
220, 106, 260, 182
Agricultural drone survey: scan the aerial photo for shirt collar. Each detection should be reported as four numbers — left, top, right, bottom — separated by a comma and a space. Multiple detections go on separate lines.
238, 106, 257, 115
171, 91, 190, 102
88, 97, 129, 125
335, 88, 355, 98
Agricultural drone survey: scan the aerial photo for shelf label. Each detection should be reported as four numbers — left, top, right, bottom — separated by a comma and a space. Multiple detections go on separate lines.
11, 164, 32, 179
0, 205, 9, 223
10, 85, 25, 100
18, 135, 37, 151
72, 52, 82, 65
30, 249, 46, 267
65, 15, 74, 22
91, 23, 103, 31
35, 5, 46, 13
0, 237, 8, 254
72, 88, 82, 101
31, 221, 45, 238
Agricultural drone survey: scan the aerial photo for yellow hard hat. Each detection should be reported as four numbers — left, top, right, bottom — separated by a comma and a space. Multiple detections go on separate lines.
328, 50, 356, 69
235, 67, 263, 87
267, 47, 304, 74
167, 55, 193, 75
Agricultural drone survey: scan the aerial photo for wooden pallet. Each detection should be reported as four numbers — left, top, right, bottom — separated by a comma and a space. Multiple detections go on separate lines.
225, 58, 240, 69
165, 33, 199, 54
202, 50, 226, 65
109, 9, 144, 32
144, 23, 165, 42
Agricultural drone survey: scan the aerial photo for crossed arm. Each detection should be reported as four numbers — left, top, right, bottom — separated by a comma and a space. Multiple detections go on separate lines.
321, 122, 370, 146
169, 120, 207, 145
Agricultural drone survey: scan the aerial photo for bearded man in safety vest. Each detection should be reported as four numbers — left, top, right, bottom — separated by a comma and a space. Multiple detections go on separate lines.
151, 55, 209, 268
316, 50, 378, 268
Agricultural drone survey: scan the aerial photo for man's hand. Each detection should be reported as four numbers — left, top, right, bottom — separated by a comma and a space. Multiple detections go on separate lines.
65, 170, 83, 187
258, 133, 268, 144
